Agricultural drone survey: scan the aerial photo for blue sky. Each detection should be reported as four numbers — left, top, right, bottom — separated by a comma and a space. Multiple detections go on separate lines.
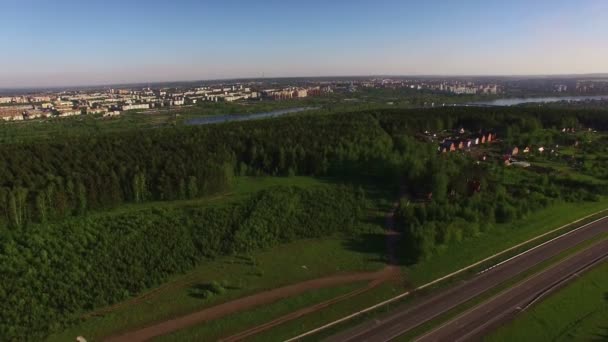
1, 0, 607, 87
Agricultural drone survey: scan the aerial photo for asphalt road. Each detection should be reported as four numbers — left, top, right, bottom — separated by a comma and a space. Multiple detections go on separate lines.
416, 240, 608, 341
325, 216, 608, 342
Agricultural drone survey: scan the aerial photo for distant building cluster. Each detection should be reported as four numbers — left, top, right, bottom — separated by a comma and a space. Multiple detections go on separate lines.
575, 80, 608, 93
437, 130, 497, 153
261, 86, 322, 100
0, 82, 327, 122
357, 78, 501, 95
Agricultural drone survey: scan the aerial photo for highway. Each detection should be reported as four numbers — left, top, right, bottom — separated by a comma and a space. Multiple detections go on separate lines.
416, 240, 608, 341
325, 216, 608, 342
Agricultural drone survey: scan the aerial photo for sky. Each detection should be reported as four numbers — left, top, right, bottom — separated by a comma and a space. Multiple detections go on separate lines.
1, 0, 607, 87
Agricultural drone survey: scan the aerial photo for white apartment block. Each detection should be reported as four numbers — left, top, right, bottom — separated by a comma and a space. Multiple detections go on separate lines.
121, 103, 150, 111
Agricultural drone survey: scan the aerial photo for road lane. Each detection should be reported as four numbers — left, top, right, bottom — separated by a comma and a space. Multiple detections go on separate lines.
416, 240, 608, 341
325, 216, 608, 342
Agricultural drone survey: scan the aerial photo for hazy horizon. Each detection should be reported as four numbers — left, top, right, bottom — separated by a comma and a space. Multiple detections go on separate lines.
3, 73, 608, 92
2, 0, 607, 88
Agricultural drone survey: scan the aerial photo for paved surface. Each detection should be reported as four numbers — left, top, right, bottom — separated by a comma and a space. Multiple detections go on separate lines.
326, 216, 608, 342
416, 240, 608, 341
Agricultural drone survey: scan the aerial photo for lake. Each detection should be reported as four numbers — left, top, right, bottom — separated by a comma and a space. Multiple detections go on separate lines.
185, 106, 319, 126
469, 95, 608, 107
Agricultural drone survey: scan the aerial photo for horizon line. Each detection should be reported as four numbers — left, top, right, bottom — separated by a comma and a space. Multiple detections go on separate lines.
2, 72, 608, 91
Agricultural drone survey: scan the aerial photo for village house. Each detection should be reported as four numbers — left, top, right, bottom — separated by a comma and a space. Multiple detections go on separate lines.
511, 146, 519, 156
485, 132, 496, 143
439, 140, 456, 153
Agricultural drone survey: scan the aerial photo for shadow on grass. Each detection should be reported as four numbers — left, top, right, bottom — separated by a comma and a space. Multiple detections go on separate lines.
342, 233, 409, 266
593, 293, 608, 340
592, 328, 608, 341
223, 255, 256, 267
188, 281, 240, 299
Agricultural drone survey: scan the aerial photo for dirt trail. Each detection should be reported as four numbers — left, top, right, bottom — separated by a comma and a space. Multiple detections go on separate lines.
218, 202, 404, 341
104, 268, 397, 342
220, 277, 389, 342
104, 200, 403, 342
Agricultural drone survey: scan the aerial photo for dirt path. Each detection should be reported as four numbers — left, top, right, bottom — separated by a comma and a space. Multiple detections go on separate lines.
104, 199, 403, 342
217, 201, 404, 341
220, 277, 389, 342
104, 268, 397, 342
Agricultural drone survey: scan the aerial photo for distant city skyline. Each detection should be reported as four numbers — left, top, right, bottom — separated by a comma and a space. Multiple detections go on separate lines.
2, 0, 607, 88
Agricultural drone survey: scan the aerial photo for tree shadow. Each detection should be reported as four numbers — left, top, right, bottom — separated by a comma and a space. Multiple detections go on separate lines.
188, 281, 239, 299
591, 328, 608, 341
591, 293, 608, 340
188, 283, 215, 299
223, 255, 256, 266
342, 233, 408, 266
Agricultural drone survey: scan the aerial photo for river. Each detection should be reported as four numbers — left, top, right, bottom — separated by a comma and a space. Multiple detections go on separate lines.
185, 106, 319, 125
469, 95, 608, 106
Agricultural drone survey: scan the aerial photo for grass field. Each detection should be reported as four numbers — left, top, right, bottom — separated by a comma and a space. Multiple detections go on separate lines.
487, 261, 608, 342
44, 177, 608, 342
405, 198, 608, 286
256, 199, 608, 341
250, 283, 403, 342
46, 176, 388, 342
154, 282, 368, 342
47, 236, 386, 342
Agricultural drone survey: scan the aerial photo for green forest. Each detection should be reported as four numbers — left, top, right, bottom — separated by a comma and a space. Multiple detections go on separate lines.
1, 106, 608, 340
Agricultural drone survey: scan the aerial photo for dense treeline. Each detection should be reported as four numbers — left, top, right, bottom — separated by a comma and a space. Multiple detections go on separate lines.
380, 107, 608, 262
396, 154, 606, 262
2, 106, 608, 339
1, 106, 608, 228
0, 113, 390, 228
0, 185, 365, 340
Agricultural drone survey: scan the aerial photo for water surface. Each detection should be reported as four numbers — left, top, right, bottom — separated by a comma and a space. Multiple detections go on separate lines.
185, 106, 319, 125
470, 95, 608, 106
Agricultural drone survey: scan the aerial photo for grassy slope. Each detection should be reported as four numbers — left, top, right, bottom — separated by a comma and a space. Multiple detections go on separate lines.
154, 283, 368, 342
487, 261, 608, 342
405, 198, 608, 285
48, 238, 385, 342
47, 176, 387, 341
250, 283, 402, 342
247, 199, 608, 342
